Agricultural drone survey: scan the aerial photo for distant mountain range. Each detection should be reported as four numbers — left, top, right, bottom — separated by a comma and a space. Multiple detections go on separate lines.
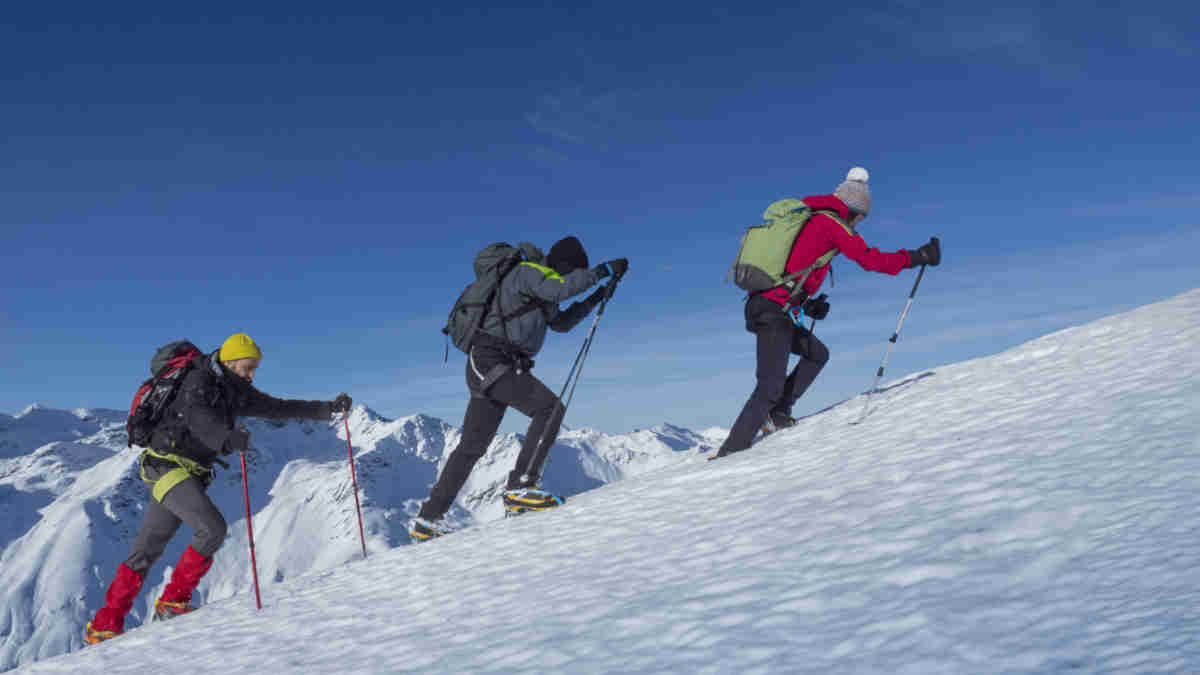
0, 403, 723, 671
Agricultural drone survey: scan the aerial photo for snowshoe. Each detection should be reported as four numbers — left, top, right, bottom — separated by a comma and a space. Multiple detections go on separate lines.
83, 621, 118, 645
154, 598, 196, 621
409, 517, 453, 543
502, 487, 564, 515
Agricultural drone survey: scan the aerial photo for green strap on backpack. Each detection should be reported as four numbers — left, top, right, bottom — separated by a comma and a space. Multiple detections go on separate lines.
727, 199, 855, 295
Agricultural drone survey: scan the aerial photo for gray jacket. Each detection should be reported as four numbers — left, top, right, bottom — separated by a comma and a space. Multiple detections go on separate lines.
480, 260, 604, 356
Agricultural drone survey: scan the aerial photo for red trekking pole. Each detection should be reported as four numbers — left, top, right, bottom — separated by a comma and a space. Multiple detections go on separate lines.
239, 449, 263, 610
344, 415, 367, 559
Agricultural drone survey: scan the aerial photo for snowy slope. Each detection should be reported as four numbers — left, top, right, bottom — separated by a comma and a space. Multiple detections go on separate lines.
0, 405, 717, 672
14, 288, 1200, 674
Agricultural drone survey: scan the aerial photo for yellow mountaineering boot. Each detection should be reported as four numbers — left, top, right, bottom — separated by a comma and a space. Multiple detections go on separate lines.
154, 598, 196, 621
83, 621, 119, 645
408, 517, 454, 543
502, 487, 564, 515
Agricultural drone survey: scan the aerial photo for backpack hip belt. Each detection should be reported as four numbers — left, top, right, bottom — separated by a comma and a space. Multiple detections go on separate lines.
470, 340, 535, 396
139, 447, 215, 502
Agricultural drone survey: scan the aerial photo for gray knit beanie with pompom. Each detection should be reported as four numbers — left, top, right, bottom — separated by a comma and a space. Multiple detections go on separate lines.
834, 167, 871, 216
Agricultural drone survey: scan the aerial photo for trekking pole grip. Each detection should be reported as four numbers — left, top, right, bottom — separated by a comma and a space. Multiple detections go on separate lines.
598, 276, 620, 312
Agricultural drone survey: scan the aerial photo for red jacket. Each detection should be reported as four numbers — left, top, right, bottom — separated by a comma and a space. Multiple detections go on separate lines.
760, 194, 911, 307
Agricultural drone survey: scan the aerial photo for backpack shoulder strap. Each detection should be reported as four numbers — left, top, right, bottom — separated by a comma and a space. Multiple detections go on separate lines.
495, 262, 553, 332
776, 210, 855, 308
518, 261, 562, 282
813, 210, 856, 236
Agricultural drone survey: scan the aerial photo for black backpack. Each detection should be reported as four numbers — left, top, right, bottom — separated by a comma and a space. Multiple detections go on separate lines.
442, 242, 543, 356
126, 341, 203, 448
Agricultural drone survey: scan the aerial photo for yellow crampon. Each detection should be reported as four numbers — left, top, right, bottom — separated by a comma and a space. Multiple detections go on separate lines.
502, 489, 564, 514
154, 598, 195, 621
83, 621, 118, 645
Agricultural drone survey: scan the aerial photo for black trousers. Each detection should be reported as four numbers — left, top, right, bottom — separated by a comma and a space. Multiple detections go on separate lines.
125, 476, 227, 574
419, 344, 565, 521
721, 295, 830, 454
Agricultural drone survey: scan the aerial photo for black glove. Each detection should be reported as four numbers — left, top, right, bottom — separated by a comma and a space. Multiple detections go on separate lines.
330, 393, 352, 414
585, 285, 610, 308
224, 428, 251, 455
593, 258, 628, 280
906, 237, 941, 268
803, 293, 830, 320
607, 258, 629, 279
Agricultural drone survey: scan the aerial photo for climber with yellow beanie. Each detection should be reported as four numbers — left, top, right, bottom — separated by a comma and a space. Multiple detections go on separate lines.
85, 333, 352, 645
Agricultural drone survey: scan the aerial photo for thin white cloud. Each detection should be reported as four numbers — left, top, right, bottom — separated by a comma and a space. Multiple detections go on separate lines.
528, 144, 570, 169
862, 5, 1086, 82
1128, 15, 1196, 58
1068, 194, 1200, 217
524, 88, 633, 149
943, 16, 1040, 53
866, 5, 1042, 53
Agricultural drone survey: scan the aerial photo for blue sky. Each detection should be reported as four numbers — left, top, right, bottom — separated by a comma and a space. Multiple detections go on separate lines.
3, 3, 1198, 434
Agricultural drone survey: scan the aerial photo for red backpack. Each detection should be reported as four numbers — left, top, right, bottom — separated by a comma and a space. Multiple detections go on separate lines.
126, 341, 203, 448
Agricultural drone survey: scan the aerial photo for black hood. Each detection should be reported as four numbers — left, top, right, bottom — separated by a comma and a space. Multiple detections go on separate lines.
546, 236, 589, 276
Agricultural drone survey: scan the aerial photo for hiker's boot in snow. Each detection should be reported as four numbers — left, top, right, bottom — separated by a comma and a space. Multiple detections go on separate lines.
83, 621, 119, 645
87, 562, 145, 643
154, 598, 196, 621
409, 517, 453, 543
502, 487, 564, 515
155, 545, 211, 620
711, 444, 744, 460
762, 411, 797, 435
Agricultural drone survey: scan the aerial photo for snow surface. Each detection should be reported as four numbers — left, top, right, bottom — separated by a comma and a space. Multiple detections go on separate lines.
0, 399, 717, 671
8, 289, 1200, 673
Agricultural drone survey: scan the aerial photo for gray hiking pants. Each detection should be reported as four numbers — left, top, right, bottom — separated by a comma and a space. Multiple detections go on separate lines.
721, 295, 830, 454
124, 476, 228, 574
419, 343, 564, 521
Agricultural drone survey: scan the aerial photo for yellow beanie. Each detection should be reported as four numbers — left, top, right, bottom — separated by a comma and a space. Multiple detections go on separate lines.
219, 333, 263, 362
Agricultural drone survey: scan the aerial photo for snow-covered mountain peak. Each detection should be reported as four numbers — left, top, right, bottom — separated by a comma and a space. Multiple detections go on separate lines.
16, 403, 43, 417
1, 405, 125, 460
12, 404, 123, 426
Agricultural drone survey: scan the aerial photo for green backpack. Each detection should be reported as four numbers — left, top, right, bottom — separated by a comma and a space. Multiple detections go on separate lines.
728, 198, 854, 295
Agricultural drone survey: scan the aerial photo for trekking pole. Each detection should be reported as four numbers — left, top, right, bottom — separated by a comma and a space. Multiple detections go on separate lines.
343, 414, 367, 559
525, 276, 620, 478
239, 449, 263, 610
854, 264, 927, 425
562, 277, 619, 411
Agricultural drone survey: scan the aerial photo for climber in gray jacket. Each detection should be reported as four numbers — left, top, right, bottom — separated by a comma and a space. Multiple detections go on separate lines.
411, 236, 628, 541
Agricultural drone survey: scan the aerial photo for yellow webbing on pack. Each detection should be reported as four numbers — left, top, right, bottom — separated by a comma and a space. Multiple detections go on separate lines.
139, 447, 213, 502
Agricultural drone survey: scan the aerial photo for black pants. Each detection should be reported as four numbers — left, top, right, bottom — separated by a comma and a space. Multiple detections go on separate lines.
419, 343, 565, 521
125, 476, 227, 574
721, 295, 830, 454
